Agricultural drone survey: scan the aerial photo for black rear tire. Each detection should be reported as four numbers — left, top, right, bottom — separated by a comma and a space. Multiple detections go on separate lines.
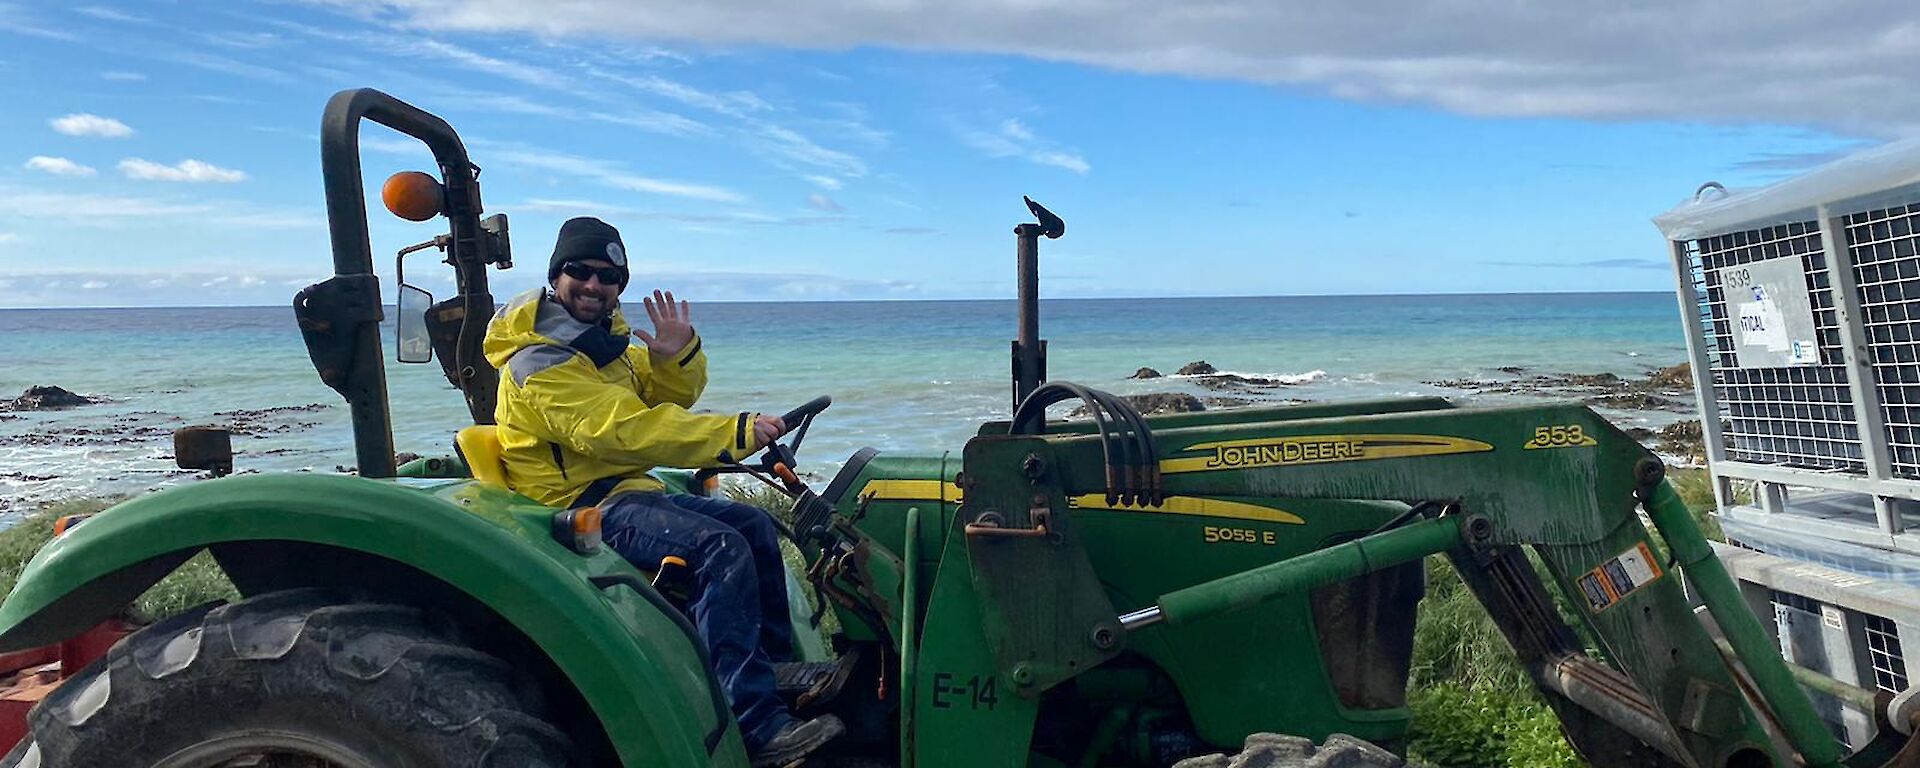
21, 589, 572, 767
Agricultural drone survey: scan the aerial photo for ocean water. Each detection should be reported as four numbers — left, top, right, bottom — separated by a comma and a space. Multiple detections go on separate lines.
0, 292, 1689, 519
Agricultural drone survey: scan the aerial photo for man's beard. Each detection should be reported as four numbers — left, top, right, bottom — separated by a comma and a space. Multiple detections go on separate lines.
558, 289, 616, 323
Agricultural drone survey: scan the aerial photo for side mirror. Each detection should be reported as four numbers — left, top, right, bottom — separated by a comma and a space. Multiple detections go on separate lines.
397, 283, 434, 363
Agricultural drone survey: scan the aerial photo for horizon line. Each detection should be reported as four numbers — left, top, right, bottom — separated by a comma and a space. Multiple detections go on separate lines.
0, 288, 1676, 311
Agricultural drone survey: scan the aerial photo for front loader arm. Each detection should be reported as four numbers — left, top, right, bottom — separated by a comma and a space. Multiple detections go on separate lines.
975, 402, 1870, 768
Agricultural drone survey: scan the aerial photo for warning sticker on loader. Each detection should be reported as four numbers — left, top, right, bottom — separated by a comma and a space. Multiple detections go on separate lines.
1578, 541, 1665, 613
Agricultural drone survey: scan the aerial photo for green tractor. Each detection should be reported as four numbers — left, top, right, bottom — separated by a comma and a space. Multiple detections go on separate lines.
1, 88, 1916, 768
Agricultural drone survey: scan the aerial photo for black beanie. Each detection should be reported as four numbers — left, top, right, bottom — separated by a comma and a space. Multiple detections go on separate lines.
548, 217, 629, 285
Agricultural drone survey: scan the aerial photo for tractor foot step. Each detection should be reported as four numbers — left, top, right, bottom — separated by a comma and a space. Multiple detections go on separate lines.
774, 646, 865, 713
774, 661, 840, 694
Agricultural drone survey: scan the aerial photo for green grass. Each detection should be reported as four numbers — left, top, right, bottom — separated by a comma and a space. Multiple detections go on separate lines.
0, 497, 238, 625
1404, 463, 1731, 768
1666, 465, 1727, 541
1407, 554, 1584, 768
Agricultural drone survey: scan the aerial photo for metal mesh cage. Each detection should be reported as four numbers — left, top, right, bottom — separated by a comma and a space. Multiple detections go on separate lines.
1865, 614, 1910, 694
1841, 204, 1920, 479
1689, 222, 1864, 470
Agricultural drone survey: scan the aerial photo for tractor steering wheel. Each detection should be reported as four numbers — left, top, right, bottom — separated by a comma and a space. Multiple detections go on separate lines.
692, 395, 832, 496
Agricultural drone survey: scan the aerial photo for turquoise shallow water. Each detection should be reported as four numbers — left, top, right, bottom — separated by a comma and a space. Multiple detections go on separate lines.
0, 292, 1689, 519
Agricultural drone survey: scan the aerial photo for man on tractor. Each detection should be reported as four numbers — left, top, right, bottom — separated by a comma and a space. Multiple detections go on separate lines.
481, 216, 846, 766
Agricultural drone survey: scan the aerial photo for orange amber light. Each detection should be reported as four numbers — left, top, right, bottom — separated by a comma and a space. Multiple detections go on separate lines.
573, 506, 603, 536
381, 170, 443, 221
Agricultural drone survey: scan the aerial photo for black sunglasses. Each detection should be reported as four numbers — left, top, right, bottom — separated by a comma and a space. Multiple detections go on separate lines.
560, 262, 624, 285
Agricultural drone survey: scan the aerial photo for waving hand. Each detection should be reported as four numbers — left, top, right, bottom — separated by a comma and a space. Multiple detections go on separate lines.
632, 289, 695, 357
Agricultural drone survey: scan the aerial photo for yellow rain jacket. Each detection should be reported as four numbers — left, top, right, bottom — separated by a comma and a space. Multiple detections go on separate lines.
483, 288, 760, 507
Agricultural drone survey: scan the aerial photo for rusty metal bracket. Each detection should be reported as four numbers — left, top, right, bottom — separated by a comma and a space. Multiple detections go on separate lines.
964, 504, 1052, 539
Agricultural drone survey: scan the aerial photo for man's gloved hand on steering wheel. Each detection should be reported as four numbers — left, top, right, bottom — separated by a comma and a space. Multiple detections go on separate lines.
752, 415, 787, 448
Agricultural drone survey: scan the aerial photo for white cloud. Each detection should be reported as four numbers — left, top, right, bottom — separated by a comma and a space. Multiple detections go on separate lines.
361, 136, 430, 155
604, 175, 742, 202
586, 68, 770, 118
416, 38, 570, 90
752, 124, 866, 177
50, 113, 133, 138
339, 0, 1920, 137
201, 31, 282, 50
489, 146, 745, 203
959, 124, 1021, 158
419, 87, 710, 138
586, 110, 710, 137
0, 267, 917, 306
959, 117, 1089, 174
510, 198, 635, 214
0, 189, 209, 218
0, 187, 315, 228
74, 6, 146, 23
25, 156, 98, 177
162, 51, 291, 83
1033, 151, 1090, 175
0, 233, 18, 244
119, 158, 248, 183
215, 210, 325, 228
100, 71, 147, 81
807, 193, 845, 213
0, 3, 78, 41
804, 175, 843, 190
1000, 118, 1035, 143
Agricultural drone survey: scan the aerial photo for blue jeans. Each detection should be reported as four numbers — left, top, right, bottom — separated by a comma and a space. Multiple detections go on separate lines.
599, 492, 798, 750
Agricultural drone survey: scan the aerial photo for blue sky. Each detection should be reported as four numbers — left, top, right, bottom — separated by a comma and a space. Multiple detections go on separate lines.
0, 1, 1900, 306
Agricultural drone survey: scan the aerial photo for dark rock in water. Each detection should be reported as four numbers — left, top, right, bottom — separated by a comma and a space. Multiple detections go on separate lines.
1203, 396, 1258, 410
1130, 367, 1163, 379
1131, 392, 1205, 414
1070, 392, 1206, 417
1564, 372, 1622, 387
1195, 375, 1281, 392
2, 385, 102, 411
1426, 363, 1700, 421
394, 452, 422, 466
1647, 363, 1692, 390
1587, 392, 1686, 411
1624, 427, 1656, 440
1658, 420, 1706, 463
1177, 361, 1218, 376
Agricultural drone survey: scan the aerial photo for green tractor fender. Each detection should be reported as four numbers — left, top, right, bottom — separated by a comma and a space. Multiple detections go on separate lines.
0, 472, 744, 768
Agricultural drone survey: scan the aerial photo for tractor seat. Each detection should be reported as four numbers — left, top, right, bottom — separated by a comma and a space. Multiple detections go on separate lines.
455, 425, 510, 488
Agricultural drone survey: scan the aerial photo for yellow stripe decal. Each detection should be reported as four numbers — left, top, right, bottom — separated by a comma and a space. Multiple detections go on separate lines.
856, 479, 1300, 525
1066, 494, 1304, 525
1161, 433, 1493, 474
858, 479, 962, 504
